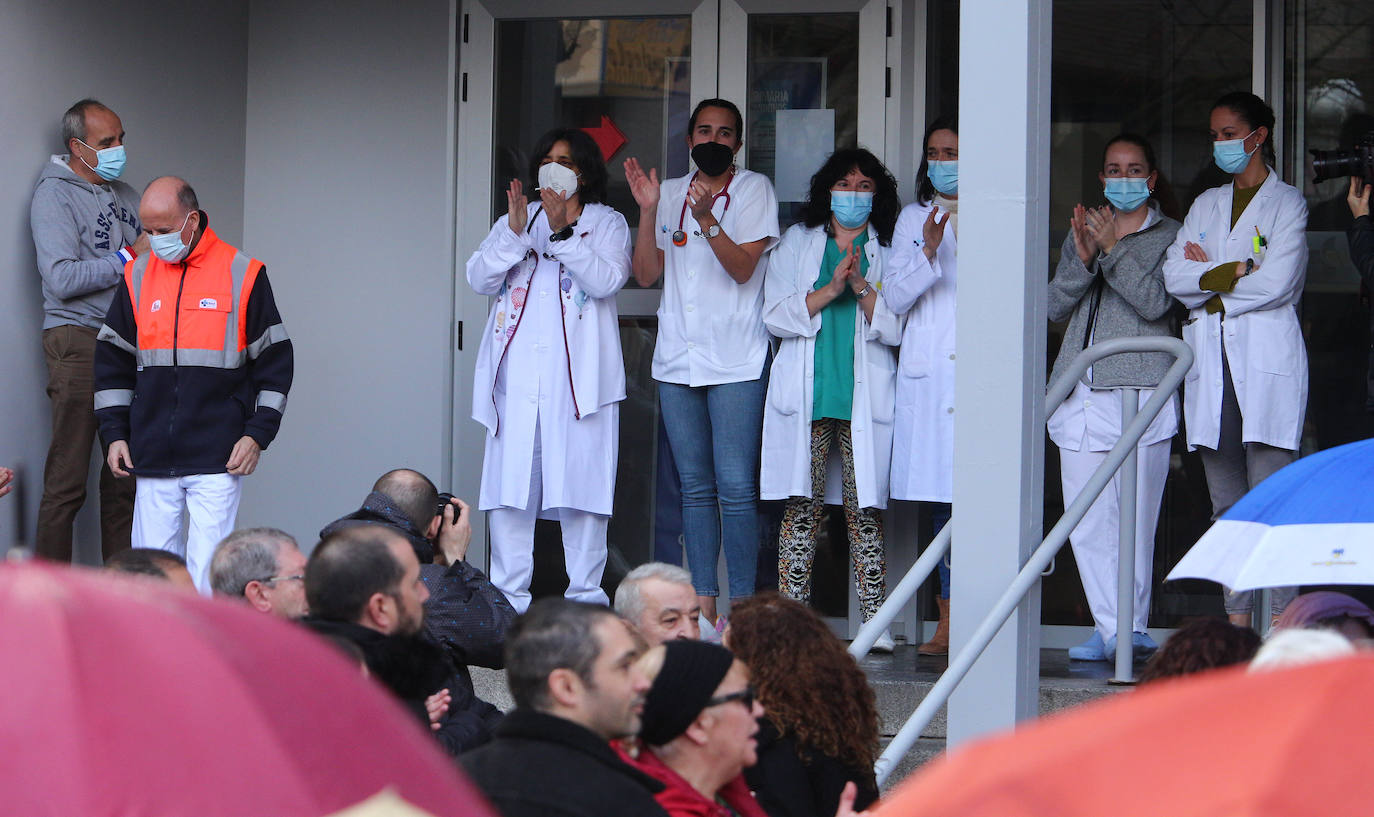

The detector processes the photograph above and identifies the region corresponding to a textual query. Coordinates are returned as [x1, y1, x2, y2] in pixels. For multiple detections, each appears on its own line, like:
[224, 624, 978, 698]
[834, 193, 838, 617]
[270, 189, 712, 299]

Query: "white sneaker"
[871, 630, 896, 654]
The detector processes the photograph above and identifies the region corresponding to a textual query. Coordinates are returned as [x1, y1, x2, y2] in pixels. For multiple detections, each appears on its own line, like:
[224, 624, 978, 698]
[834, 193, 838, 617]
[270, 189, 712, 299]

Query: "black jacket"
[1350, 215, 1374, 409]
[320, 491, 517, 668]
[744, 719, 878, 817]
[460, 710, 668, 817]
[304, 618, 501, 756]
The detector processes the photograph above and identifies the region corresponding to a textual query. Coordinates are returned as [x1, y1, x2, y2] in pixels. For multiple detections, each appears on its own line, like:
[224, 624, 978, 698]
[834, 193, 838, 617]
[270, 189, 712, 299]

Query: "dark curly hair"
[726, 594, 879, 770]
[526, 127, 609, 206]
[1137, 618, 1261, 686]
[799, 147, 901, 247]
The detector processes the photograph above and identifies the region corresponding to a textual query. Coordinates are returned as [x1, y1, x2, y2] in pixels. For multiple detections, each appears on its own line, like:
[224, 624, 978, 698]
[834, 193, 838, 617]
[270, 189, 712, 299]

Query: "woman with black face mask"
[623, 99, 782, 631]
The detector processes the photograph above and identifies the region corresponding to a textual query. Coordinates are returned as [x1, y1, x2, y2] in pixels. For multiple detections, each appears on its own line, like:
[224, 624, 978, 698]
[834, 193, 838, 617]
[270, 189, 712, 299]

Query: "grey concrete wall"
[240, 0, 458, 546]
[0, 0, 248, 557]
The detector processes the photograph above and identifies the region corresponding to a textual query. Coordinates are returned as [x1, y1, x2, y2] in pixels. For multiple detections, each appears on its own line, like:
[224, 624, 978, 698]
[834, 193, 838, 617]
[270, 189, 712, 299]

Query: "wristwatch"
[856, 284, 872, 299]
[702, 223, 721, 239]
[550, 224, 575, 242]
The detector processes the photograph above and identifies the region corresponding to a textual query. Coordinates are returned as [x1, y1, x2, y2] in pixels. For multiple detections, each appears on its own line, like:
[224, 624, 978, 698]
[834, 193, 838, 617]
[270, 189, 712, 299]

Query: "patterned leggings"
[778, 418, 887, 620]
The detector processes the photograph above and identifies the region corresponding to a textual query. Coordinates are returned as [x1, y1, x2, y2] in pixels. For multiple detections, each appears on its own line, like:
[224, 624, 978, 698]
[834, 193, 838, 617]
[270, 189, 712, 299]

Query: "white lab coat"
[885, 201, 957, 502]
[467, 201, 631, 513]
[760, 223, 901, 510]
[1162, 168, 1309, 452]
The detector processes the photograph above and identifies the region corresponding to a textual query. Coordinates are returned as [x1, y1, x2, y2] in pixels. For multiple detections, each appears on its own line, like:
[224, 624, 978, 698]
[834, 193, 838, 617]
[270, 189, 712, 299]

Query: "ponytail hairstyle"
[1210, 91, 1277, 167]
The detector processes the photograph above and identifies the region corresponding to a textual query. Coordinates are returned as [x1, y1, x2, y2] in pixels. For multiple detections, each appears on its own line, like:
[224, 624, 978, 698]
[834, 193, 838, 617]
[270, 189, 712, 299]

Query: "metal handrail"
[859, 336, 1193, 785]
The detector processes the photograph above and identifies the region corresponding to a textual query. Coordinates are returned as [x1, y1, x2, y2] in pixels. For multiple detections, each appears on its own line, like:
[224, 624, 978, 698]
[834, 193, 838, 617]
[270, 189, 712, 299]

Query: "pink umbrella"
[0, 561, 497, 817]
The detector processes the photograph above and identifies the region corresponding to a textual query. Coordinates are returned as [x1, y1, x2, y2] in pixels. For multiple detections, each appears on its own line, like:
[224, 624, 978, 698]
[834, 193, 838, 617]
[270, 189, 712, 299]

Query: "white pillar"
[947, 0, 1051, 747]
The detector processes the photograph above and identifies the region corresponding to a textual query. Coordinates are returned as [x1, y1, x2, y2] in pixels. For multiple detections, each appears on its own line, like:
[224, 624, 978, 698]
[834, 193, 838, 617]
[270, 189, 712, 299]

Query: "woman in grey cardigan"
[1048, 133, 1181, 663]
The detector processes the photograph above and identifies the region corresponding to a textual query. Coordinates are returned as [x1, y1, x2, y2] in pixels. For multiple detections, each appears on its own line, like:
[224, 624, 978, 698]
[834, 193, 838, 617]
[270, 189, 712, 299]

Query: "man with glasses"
[209, 527, 308, 618]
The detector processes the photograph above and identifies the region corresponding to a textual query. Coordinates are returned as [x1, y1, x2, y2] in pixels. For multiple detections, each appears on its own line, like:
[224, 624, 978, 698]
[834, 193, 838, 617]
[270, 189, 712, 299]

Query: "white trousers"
[488, 430, 609, 613]
[1058, 438, 1171, 641]
[133, 473, 241, 595]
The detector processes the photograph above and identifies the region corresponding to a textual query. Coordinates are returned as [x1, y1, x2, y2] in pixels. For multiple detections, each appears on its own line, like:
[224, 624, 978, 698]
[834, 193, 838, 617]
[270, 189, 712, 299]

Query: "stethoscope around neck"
[672, 170, 735, 247]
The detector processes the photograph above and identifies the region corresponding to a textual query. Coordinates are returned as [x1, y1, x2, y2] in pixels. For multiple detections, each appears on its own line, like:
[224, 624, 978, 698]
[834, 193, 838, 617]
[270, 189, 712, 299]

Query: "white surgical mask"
[149, 211, 194, 263]
[537, 162, 579, 200]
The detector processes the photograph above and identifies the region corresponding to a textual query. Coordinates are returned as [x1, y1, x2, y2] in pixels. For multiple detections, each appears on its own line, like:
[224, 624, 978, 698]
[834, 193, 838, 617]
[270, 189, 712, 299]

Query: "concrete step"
[864, 645, 1130, 789]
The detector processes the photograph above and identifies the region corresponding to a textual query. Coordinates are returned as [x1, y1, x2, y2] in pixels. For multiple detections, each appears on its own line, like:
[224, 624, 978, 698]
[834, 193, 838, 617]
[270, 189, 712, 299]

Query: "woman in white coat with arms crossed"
[761, 147, 902, 651]
[1163, 92, 1308, 626]
[467, 127, 631, 613]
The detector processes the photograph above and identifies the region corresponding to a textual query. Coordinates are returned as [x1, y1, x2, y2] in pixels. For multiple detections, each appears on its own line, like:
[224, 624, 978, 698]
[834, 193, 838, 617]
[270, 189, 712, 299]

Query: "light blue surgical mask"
[1212, 131, 1256, 174]
[149, 211, 194, 263]
[1103, 177, 1151, 213]
[76, 139, 126, 181]
[831, 191, 874, 229]
[927, 160, 958, 195]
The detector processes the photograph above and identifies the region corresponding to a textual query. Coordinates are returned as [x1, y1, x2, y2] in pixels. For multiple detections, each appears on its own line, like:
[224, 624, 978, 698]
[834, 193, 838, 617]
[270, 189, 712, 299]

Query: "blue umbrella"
[1167, 438, 1374, 591]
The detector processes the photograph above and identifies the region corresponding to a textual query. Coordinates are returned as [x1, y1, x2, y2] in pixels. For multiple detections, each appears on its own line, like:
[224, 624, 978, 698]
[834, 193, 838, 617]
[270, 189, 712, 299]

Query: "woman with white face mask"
[623, 99, 781, 630]
[760, 148, 902, 651]
[1048, 134, 1182, 662]
[884, 117, 958, 656]
[467, 127, 631, 613]
[1163, 92, 1308, 627]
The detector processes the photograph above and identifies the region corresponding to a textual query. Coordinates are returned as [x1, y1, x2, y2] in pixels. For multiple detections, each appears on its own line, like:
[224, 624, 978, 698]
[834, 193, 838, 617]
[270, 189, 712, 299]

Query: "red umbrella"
[0, 561, 496, 817]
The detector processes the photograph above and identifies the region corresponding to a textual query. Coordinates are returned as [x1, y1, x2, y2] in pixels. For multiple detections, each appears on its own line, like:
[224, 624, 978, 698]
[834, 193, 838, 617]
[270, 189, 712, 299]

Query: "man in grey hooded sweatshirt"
[30, 99, 146, 563]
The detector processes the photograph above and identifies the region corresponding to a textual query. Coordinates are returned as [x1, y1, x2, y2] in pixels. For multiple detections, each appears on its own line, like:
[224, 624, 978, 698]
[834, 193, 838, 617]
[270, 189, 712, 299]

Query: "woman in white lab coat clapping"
[1163, 92, 1308, 625]
[467, 127, 631, 613]
[885, 117, 959, 655]
[761, 147, 902, 651]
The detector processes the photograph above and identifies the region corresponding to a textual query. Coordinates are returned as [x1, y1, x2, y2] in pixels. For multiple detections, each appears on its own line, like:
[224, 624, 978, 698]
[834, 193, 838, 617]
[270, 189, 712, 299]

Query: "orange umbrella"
[877, 654, 1374, 817]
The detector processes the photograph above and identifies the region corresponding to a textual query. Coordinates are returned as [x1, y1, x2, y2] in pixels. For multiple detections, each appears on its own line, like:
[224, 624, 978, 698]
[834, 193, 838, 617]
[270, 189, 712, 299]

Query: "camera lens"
[1310, 148, 1363, 184]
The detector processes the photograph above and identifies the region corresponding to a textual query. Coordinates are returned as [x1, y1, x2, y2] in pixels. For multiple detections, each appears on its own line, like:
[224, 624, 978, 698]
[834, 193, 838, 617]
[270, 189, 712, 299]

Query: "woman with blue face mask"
[1163, 92, 1308, 627]
[1047, 134, 1182, 663]
[884, 117, 958, 656]
[760, 148, 902, 651]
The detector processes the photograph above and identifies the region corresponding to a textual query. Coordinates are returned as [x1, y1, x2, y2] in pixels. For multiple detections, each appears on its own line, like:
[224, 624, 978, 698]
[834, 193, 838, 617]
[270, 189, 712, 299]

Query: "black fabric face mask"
[691, 141, 735, 177]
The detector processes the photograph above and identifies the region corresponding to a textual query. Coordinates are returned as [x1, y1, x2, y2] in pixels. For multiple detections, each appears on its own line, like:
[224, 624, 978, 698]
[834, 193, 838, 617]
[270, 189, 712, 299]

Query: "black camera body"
[1311, 131, 1374, 184]
[436, 492, 456, 522]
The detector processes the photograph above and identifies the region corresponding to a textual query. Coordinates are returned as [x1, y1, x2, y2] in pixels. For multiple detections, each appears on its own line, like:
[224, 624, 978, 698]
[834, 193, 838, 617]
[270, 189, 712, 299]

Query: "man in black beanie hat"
[616, 639, 773, 817]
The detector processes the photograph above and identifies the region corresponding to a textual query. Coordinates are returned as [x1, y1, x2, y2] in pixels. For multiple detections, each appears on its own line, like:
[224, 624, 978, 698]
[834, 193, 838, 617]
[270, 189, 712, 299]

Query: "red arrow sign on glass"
[583, 115, 628, 162]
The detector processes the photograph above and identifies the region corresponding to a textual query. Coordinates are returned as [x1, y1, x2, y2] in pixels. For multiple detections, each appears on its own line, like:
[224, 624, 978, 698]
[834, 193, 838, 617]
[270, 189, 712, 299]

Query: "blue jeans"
[929, 502, 952, 599]
[658, 376, 766, 599]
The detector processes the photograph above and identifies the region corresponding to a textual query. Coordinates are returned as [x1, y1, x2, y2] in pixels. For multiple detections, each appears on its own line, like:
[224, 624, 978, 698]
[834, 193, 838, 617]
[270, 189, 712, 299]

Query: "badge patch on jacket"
[150, 299, 162, 312]
[199, 298, 218, 309]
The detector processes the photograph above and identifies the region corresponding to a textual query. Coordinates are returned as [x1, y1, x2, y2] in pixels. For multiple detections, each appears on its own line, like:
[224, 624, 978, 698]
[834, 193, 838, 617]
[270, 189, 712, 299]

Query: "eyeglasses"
[259, 574, 304, 585]
[705, 686, 756, 710]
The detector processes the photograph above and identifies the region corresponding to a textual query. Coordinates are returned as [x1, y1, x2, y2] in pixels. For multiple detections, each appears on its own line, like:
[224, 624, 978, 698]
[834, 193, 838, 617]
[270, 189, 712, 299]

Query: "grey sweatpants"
[1197, 342, 1297, 616]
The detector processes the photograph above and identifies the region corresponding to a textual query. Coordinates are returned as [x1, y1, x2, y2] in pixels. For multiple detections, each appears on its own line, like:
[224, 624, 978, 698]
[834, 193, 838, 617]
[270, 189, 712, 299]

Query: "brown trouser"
[36, 324, 134, 562]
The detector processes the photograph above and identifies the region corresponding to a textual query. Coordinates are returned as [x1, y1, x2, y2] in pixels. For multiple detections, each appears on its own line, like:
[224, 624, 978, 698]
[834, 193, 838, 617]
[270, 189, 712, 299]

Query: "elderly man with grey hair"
[209, 527, 308, 618]
[614, 562, 701, 645]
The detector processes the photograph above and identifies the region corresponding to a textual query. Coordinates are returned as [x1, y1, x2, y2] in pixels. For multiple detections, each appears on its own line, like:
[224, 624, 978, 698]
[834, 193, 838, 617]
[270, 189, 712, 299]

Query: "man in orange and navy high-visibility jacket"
[95, 176, 292, 592]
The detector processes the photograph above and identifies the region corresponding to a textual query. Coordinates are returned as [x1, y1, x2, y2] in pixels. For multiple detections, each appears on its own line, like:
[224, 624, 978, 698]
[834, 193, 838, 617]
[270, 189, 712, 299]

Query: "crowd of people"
[11, 85, 1374, 814]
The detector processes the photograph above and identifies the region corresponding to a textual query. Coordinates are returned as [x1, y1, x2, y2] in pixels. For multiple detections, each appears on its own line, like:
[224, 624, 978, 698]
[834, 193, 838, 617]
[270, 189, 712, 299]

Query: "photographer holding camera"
[321, 468, 517, 670]
[1348, 177, 1374, 410]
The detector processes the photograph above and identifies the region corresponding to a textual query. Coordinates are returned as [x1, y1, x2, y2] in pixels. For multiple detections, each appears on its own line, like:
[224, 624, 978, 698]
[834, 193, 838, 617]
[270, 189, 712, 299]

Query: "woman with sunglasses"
[759, 147, 902, 652]
[467, 127, 631, 613]
[1163, 92, 1308, 626]
[619, 638, 869, 817]
[623, 99, 782, 629]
